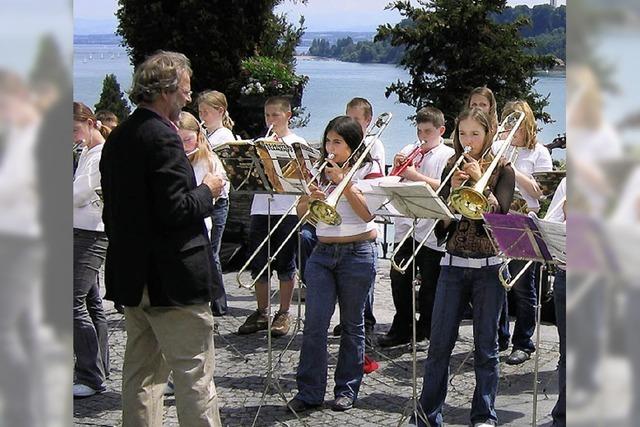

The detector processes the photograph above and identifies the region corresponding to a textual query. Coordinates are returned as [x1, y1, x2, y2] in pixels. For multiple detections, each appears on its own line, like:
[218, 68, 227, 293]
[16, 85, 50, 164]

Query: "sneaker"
[73, 383, 103, 399]
[164, 381, 175, 396]
[271, 311, 291, 337]
[238, 309, 268, 334]
[473, 422, 496, 427]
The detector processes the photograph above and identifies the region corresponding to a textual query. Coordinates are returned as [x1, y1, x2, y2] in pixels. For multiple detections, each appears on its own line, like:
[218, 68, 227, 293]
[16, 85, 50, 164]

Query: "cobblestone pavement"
[75, 259, 560, 426]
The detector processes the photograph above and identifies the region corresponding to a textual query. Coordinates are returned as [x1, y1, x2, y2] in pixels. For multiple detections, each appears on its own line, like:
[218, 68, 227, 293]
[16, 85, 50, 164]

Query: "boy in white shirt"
[238, 97, 307, 337]
[335, 97, 385, 341]
[379, 106, 455, 347]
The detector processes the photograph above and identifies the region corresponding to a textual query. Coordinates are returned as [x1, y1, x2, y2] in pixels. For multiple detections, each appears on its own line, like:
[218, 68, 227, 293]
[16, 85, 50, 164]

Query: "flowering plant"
[238, 56, 308, 97]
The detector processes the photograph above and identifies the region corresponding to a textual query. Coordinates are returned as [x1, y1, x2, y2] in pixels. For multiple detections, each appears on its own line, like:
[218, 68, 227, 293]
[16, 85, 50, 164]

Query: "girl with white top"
[288, 116, 382, 414]
[198, 90, 236, 149]
[176, 111, 230, 316]
[72, 102, 111, 398]
[494, 100, 553, 365]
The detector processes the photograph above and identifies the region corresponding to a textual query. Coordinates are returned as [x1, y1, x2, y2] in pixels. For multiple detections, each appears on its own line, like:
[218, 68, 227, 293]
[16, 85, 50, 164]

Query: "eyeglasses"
[178, 87, 192, 97]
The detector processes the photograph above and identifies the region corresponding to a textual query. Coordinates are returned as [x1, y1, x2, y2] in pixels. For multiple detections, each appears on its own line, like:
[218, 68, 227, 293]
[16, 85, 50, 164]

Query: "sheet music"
[213, 141, 273, 193]
[254, 139, 321, 195]
[362, 179, 454, 220]
[482, 213, 552, 262]
[359, 176, 402, 217]
[528, 212, 566, 264]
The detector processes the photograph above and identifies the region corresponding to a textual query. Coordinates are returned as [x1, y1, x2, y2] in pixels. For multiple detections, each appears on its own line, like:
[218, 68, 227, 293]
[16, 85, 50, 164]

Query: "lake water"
[74, 44, 566, 161]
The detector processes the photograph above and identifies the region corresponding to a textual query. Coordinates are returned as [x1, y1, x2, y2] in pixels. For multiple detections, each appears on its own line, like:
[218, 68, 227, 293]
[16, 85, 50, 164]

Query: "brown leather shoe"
[271, 311, 291, 337]
[238, 309, 268, 334]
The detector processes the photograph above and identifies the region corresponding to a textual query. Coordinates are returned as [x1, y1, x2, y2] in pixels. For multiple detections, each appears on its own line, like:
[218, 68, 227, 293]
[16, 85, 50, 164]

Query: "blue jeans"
[416, 265, 503, 427]
[498, 260, 537, 352]
[295, 240, 377, 404]
[210, 198, 229, 315]
[552, 270, 565, 427]
[73, 229, 109, 390]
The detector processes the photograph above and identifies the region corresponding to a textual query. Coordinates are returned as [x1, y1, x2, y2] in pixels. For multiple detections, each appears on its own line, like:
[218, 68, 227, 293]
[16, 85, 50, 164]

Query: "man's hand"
[203, 173, 224, 198]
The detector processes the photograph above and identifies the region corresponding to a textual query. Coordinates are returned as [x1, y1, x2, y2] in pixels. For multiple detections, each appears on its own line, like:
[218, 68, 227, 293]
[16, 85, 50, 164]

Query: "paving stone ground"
[74, 258, 560, 426]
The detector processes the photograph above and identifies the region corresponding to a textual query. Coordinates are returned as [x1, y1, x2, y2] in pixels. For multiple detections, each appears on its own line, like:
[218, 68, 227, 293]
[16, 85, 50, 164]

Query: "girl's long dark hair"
[320, 115, 372, 167]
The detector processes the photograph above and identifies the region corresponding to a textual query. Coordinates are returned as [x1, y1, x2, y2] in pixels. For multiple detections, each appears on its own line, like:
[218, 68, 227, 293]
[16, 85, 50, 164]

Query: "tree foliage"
[308, 35, 405, 64]
[94, 74, 131, 122]
[29, 34, 71, 91]
[376, 0, 556, 130]
[116, 0, 305, 96]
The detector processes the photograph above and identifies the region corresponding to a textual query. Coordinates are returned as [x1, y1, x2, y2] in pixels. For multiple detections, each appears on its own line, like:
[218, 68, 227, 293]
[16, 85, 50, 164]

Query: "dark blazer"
[100, 108, 217, 306]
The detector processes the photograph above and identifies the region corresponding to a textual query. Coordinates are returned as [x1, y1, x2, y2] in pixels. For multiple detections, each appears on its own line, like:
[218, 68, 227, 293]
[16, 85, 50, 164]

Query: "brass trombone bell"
[449, 111, 525, 220]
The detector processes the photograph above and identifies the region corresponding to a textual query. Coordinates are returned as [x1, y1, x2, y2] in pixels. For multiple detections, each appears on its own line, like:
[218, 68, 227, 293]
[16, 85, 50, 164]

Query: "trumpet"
[449, 111, 525, 220]
[389, 144, 426, 177]
[498, 193, 567, 291]
[236, 113, 392, 289]
[390, 146, 471, 274]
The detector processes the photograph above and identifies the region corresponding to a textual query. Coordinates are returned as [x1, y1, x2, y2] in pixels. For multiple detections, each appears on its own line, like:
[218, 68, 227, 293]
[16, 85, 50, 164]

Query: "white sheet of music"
[362, 179, 454, 221]
[528, 212, 566, 264]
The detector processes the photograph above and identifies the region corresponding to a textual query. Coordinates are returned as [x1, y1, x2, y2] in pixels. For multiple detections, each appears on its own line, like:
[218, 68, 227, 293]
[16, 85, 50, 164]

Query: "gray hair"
[128, 51, 192, 105]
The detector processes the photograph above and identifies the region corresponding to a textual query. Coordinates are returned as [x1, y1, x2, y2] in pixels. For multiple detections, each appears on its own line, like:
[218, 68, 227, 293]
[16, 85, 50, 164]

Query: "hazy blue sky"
[74, 0, 566, 33]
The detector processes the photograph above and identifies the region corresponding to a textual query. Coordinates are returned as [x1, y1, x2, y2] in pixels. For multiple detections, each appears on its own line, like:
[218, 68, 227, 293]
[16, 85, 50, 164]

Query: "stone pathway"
[74, 258, 560, 426]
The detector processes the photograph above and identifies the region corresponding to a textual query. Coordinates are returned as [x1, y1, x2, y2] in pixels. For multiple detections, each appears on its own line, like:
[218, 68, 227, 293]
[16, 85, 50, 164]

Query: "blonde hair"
[452, 107, 495, 159]
[197, 90, 234, 130]
[73, 101, 111, 139]
[177, 111, 215, 171]
[465, 87, 498, 132]
[501, 100, 537, 150]
[129, 50, 192, 105]
[346, 97, 373, 120]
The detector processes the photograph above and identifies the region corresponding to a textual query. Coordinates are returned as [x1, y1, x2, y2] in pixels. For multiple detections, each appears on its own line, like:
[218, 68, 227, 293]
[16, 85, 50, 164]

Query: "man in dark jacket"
[100, 50, 224, 427]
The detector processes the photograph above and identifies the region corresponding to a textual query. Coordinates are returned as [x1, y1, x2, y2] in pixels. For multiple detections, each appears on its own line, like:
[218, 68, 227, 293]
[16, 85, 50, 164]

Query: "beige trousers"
[121, 289, 221, 427]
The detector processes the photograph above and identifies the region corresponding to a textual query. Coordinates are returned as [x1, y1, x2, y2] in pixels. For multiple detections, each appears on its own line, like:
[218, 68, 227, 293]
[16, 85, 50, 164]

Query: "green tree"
[29, 34, 71, 91]
[116, 0, 306, 136]
[116, 0, 304, 95]
[376, 0, 556, 130]
[94, 74, 131, 122]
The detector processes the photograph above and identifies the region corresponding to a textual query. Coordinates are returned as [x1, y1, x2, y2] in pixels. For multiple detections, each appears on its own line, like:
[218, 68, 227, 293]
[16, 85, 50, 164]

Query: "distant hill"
[308, 4, 566, 64]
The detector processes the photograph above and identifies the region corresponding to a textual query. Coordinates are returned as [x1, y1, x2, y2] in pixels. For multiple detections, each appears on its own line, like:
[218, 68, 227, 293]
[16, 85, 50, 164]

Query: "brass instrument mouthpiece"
[327, 153, 336, 160]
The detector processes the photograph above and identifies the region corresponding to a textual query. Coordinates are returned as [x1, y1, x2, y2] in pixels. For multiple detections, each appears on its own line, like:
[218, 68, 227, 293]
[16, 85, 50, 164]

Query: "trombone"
[236, 112, 393, 289]
[449, 111, 525, 220]
[308, 112, 392, 226]
[390, 146, 470, 274]
[498, 193, 566, 291]
[390, 111, 524, 274]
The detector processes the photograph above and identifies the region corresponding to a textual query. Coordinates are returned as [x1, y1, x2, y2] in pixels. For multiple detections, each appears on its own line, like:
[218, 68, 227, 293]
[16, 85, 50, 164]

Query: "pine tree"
[94, 74, 131, 122]
[29, 34, 71, 91]
[376, 0, 557, 130]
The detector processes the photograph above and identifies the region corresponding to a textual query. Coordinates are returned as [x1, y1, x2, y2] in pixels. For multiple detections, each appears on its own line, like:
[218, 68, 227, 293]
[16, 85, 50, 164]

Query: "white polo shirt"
[393, 139, 455, 251]
[492, 140, 552, 210]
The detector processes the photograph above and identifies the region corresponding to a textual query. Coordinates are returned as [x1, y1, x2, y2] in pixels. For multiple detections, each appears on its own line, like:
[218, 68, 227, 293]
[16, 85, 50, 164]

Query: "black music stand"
[483, 212, 565, 427]
[215, 139, 318, 426]
[366, 180, 455, 427]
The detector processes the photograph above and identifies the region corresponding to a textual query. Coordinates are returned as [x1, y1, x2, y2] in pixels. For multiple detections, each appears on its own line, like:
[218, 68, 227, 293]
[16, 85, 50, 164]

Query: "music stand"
[483, 212, 565, 427]
[216, 139, 318, 426]
[364, 180, 454, 427]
